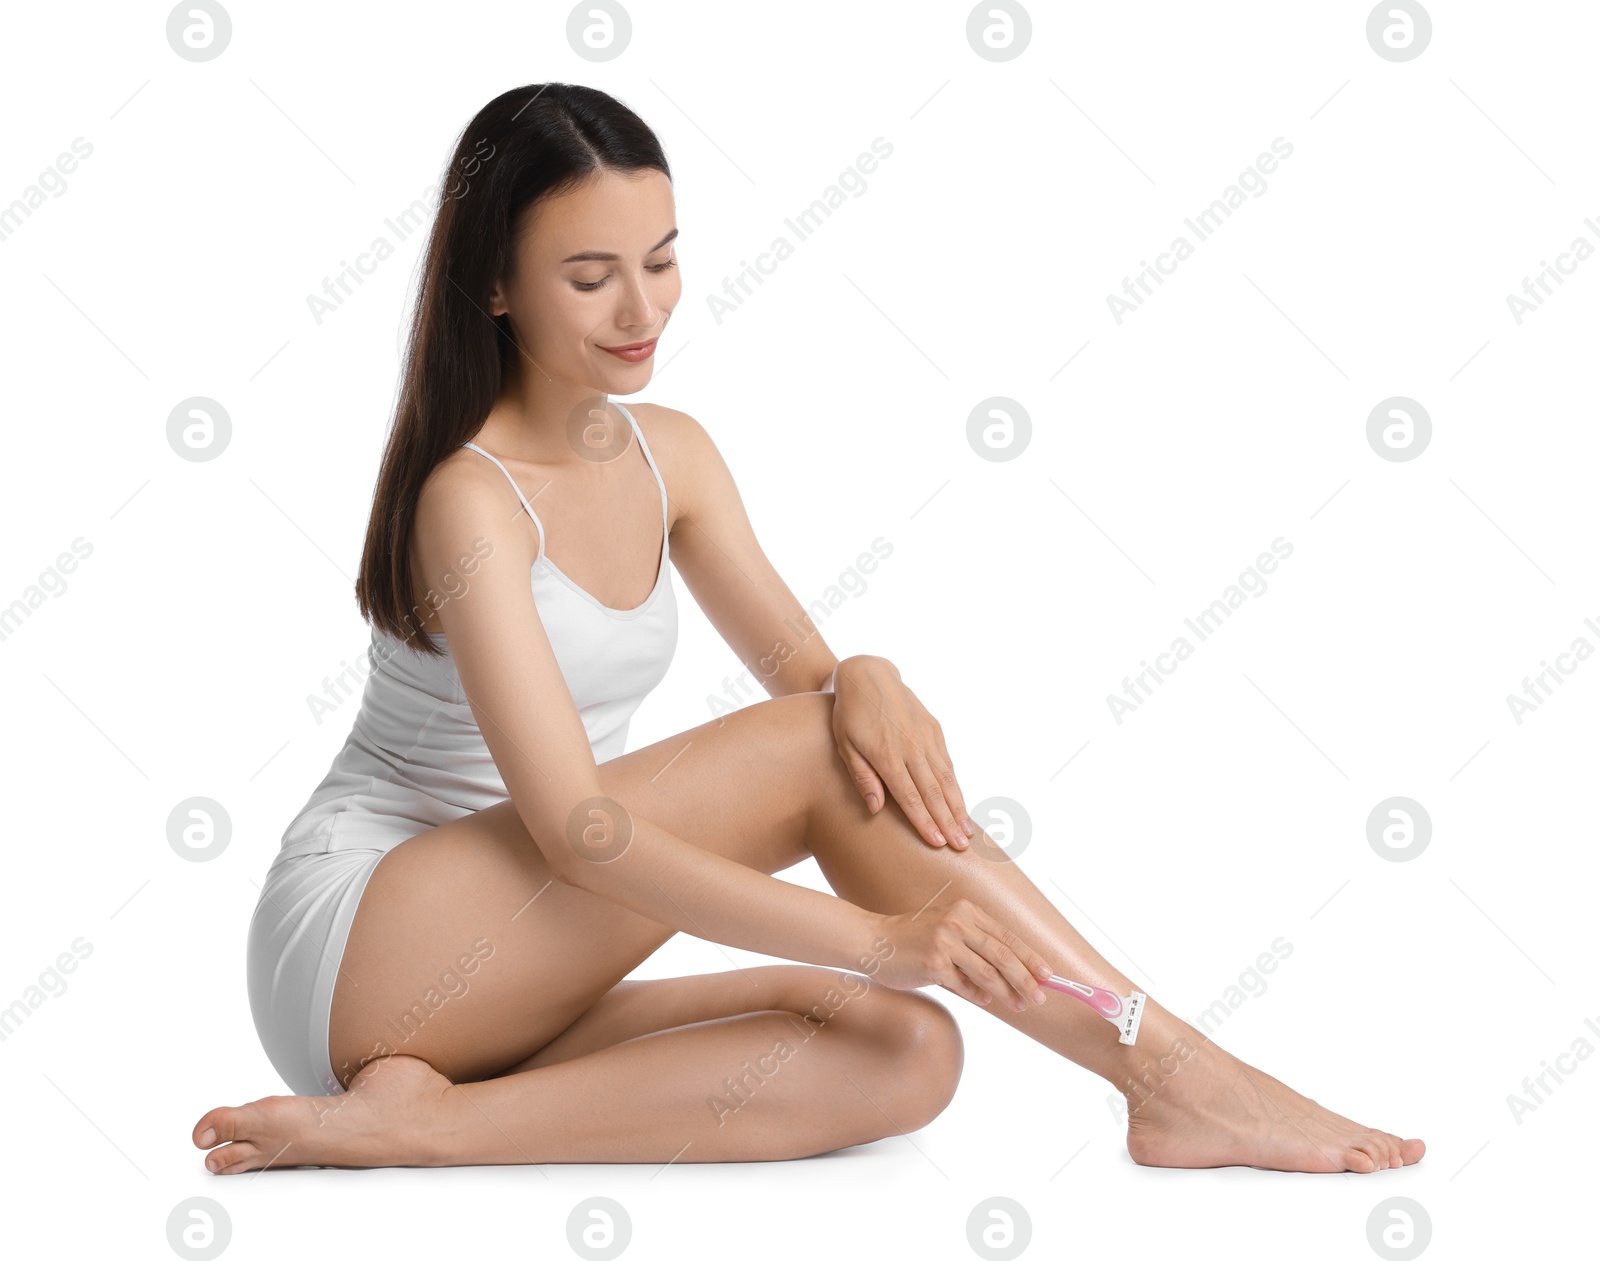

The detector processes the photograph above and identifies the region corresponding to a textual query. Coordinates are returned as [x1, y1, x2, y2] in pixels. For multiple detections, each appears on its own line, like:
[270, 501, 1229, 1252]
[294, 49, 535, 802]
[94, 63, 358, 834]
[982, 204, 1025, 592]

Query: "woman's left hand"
[828, 656, 976, 850]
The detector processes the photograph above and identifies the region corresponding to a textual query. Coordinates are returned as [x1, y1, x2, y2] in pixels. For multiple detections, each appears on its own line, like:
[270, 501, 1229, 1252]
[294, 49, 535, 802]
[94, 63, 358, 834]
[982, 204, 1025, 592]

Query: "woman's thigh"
[328, 691, 846, 1088]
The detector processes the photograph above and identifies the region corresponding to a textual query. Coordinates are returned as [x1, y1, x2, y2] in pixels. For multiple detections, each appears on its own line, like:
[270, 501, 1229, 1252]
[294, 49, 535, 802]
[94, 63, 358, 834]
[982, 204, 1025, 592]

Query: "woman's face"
[489, 166, 680, 394]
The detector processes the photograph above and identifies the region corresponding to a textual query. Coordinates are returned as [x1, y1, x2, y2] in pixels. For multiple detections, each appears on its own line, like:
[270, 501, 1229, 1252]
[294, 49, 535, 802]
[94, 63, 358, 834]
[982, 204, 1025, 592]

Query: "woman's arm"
[417, 451, 885, 973]
[644, 404, 845, 699]
[642, 405, 974, 849]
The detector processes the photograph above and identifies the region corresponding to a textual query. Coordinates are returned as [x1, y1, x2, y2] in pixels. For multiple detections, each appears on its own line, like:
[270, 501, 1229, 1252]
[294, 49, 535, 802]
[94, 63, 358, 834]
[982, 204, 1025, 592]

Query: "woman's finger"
[969, 913, 1051, 1005]
[879, 755, 948, 848]
[929, 728, 975, 838]
[938, 973, 991, 1008]
[952, 941, 1025, 1011]
[907, 748, 967, 850]
[836, 737, 886, 813]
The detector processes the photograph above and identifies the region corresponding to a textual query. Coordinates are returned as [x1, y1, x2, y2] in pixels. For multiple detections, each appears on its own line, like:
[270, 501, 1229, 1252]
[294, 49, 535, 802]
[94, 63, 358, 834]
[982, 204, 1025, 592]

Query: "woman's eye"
[573, 257, 677, 292]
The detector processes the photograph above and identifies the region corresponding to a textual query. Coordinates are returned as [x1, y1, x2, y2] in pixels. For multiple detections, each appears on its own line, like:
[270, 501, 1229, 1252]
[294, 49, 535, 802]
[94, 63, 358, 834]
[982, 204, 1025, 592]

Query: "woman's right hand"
[870, 900, 1054, 1012]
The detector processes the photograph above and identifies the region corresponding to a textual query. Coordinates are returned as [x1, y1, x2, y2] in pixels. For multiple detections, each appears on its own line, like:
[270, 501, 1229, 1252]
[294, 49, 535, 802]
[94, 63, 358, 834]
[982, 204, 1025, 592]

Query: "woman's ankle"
[1094, 1006, 1225, 1111]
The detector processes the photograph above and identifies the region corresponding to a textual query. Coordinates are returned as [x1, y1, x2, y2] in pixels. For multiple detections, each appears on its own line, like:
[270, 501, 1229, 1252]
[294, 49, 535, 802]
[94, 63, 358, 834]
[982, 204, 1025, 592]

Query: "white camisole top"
[273, 400, 678, 861]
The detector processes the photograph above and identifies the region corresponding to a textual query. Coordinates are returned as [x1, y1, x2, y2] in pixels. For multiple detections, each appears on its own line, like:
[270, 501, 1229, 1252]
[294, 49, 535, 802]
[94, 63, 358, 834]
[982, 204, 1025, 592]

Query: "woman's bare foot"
[191, 1055, 453, 1174]
[1118, 1014, 1425, 1173]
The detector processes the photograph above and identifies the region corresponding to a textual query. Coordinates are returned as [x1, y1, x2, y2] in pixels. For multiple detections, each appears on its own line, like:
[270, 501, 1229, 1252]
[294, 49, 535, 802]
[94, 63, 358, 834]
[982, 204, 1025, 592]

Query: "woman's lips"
[600, 338, 657, 362]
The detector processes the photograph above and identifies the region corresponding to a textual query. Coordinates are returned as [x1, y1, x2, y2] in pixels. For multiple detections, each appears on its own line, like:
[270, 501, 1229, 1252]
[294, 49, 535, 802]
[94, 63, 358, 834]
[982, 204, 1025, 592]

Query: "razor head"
[1114, 991, 1146, 1045]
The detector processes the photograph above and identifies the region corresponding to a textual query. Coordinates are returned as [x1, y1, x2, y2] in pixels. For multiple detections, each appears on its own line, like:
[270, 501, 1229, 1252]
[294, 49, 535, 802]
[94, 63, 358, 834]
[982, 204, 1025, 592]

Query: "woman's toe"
[206, 1140, 258, 1174]
[194, 1105, 245, 1150]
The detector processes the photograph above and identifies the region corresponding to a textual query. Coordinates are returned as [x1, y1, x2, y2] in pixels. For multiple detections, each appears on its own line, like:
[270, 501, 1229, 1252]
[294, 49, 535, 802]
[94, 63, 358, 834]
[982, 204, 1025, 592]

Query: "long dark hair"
[354, 82, 671, 657]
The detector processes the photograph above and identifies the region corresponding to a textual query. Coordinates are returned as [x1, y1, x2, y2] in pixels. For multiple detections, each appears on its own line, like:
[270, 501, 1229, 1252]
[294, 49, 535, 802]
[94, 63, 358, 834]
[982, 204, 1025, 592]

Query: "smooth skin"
[194, 168, 1424, 1174]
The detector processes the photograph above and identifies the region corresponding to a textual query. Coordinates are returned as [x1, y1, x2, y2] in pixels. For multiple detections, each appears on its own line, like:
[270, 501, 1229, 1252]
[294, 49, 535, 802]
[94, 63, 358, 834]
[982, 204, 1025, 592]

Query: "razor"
[1040, 975, 1146, 1045]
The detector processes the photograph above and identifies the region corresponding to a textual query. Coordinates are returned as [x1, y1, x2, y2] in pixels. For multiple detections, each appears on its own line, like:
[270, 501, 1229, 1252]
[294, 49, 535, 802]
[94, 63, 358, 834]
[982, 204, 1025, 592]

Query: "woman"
[193, 83, 1424, 1175]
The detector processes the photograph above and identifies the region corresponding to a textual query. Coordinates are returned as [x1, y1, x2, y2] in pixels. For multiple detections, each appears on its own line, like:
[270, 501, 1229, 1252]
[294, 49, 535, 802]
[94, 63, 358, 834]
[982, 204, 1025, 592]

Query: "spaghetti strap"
[613, 401, 670, 542]
[461, 440, 547, 557]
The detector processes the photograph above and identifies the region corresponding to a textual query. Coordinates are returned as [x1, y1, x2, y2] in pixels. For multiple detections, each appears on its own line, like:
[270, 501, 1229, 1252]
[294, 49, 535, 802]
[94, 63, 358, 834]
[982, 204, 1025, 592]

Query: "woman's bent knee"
[901, 991, 965, 1109]
[857, 987, 964, 1125]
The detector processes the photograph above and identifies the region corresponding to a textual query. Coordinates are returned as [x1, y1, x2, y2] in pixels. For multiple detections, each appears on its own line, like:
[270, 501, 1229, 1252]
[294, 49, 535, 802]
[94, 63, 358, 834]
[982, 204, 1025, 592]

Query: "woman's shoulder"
[627, 399, 696, 445]
[414, 439, 537, 555]
[421, 440, 510, 511]
[627, 399, 718, 475]
[627, 400, 753, 541]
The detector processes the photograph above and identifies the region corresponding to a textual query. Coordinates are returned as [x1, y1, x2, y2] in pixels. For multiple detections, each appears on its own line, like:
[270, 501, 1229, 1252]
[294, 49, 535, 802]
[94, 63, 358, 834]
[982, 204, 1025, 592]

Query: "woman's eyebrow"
[561, 227, 679, 264]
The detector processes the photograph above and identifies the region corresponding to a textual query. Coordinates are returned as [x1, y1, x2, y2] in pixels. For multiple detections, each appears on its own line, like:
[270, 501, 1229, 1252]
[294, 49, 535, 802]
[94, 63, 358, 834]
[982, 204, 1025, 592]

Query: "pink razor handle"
[1041, 974, 1146, 1045]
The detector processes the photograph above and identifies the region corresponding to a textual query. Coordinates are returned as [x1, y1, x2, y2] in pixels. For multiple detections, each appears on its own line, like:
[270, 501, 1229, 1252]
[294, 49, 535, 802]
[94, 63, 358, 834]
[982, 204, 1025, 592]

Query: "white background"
[1, 1, 1594, 1258]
